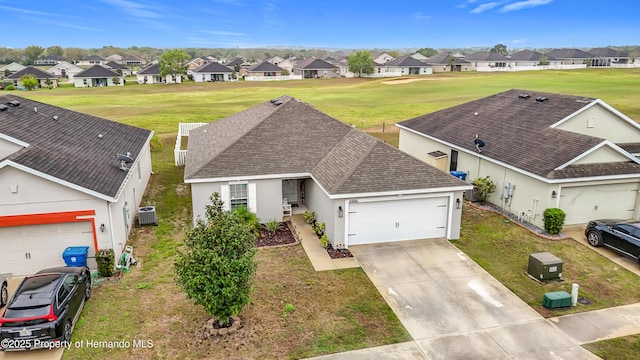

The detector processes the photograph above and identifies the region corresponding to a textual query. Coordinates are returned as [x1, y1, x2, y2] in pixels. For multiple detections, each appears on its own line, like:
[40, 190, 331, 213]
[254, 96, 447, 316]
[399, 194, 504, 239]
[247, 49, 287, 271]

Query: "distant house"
[6, 66, 57, 88]
[77, 55, 107, 66]
[136, 64, 182, 84]
[269, 58, 294, 74]
[464, 51, 512, 70]
[105, 54, 123, 63]
[384, 55, 433, 75]
[187, 57, 207, 73]
[427, 51, 472, 72]
[34, 55, 65, 66]
[191, 62, 233, 82]
[266, 56, 285, 66]
[246, 61, 284, 77]
[372, 52, 395, 64]
[589, 48, 632, 66]
[0, 62, 26, 78]
[545, 48, 592, 65]
[74, 65, 123, 87]
[224, 56, 246, 69]
[47, 61, 84, 81]
[121, 54, 145, 67]
[292, 58, 338, 78]
[508, 50, 561, 67]
[105, 61, 133, 76]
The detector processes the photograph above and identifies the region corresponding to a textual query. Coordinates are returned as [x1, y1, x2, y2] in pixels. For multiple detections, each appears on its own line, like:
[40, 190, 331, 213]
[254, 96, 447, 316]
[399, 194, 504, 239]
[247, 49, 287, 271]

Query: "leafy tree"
[175, 193, 257, 326]
[471, 176, 496, 203]
[347, 50, 374, 77]
[20, 74, 38, 90]
[416, 47, 438, 57]
[490, 43, 508, 56]
[23, 45, 44, 65]
[46, 46, 64, 57]
[538, 54, 549, 65]
[159, 49, 190, 80]
[64, 47, 87, 64]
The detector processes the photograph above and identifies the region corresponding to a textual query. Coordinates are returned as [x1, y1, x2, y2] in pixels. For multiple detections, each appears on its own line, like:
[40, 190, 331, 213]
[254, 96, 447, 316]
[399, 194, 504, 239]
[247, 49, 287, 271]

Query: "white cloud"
[413, 12, 431, 20]
[470, 2, 501, 13]
[500, 0, 553, 12]
[101, 0, 160, 19]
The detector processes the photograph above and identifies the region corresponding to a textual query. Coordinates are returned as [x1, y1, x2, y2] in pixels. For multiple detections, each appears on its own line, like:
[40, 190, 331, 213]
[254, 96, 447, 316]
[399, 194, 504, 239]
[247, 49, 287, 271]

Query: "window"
[229, 183, 248, 209]
[450, 150, 458, 172]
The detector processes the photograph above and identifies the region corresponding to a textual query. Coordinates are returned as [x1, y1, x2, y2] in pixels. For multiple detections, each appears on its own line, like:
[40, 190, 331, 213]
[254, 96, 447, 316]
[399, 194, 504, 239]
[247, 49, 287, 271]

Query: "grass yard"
[13, 69, 640, 358]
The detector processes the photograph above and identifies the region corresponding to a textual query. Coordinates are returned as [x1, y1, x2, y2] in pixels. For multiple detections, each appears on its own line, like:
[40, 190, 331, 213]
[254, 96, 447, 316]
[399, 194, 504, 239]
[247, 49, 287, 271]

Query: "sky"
[0, 0, 638, 50]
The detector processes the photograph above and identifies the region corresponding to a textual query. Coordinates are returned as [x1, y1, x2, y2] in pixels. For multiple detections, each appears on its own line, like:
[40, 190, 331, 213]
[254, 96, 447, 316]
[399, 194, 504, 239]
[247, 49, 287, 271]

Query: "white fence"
[477, 64, 587, 72]
[174, 122, 207, 166]
[244, 75, 302, 81]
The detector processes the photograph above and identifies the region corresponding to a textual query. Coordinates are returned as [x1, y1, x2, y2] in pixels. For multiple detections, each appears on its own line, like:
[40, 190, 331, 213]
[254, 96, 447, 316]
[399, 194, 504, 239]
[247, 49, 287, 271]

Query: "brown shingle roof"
[398, 89, 611, 179]
[185, 97, 467, 195]
[0, 95, 152, 199]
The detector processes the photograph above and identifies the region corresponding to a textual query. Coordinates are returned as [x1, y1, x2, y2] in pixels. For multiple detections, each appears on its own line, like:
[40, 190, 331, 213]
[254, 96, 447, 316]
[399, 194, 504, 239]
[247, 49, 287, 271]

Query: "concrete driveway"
[0, 277, 63, 360]
[345, 239, 599, 360]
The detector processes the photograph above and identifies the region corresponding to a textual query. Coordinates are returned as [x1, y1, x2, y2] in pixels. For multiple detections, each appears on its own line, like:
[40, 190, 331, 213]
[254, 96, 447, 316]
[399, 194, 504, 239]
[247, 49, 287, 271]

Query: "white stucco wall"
[555, 104, 640, 142]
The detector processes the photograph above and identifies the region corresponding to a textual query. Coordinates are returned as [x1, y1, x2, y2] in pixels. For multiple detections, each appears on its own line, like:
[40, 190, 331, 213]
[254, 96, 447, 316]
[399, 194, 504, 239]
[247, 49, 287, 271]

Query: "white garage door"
[347, 197, 449, 246]
[559, 183, 638, 225]
[0, 222, 95, 276]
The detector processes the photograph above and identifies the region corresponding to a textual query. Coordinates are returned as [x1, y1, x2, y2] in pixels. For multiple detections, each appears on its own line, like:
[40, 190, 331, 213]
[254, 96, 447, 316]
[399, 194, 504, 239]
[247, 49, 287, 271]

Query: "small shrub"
[282, 303, 295, 317]
[303, 211, 316, 224]
[5, 84, 16, 91]
[543, 208, 566, 234]
[471, 176, 497, 203]
[313, 222, 325, 237]
[319, 234, 329, 249]
[95, 249, 115, 277]
[265, 220, 283, 238]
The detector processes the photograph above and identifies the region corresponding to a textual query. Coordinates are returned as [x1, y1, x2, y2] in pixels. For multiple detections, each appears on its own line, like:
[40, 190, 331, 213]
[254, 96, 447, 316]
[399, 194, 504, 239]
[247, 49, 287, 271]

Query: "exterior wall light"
[456, 198, 461, 209]
[552, 191, 557, 199]
[338, 206, 344, 218]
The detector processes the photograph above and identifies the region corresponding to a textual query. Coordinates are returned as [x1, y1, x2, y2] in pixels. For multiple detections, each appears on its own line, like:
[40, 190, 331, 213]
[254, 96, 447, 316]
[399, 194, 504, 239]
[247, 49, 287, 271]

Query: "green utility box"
[543, 291, 572, 309]
[528, 252, 563, 281]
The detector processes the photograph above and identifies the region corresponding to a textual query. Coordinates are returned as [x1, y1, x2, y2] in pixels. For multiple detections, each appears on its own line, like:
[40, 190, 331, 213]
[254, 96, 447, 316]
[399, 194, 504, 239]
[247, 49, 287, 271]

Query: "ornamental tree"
[158, 49, 190, 81]
[174, 193, 257, 326]
[20, 74, 38, 90]
[347, 50, 374, 77]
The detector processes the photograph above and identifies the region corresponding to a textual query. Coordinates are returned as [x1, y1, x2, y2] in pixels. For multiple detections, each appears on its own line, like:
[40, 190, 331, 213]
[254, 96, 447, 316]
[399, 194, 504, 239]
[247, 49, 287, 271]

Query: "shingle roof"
[588, 48, 629, 58]
[105, 61, 129, 70]
[74, 65, 121, 78]
[137, 64, 161, 75]
[397, 89, 635, 179]
[508, 50, 556, 61]
[185, 96, 467, 195]
[464, 51, 510, 61]
[192, 62, 233, 73]
[247, 61, 283, 72]
[0, 95, 152, 199]
[294, 58, 337, 70]
[6, 66, 54, 80]
[545, 48, 593, 59]
[384, 55, 429, 67]
[426, 52, 470, 65]
[82, 55, 105, 61]
[225, 57, 245, 67]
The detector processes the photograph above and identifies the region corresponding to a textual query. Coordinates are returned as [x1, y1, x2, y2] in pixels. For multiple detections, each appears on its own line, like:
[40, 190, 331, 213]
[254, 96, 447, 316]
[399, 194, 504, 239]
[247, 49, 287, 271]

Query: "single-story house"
[545, 48, 592, 65]
[292, 58, 339, 78]
[77, 55, 107, 66]
[245, 61, 284, 77]
[269, 58, 294, 74]
[187, 57, 207, 73]
[0, 95, 154, 275]
[121, 54, 145, 67]
[372, 52, 395, 64]
[588, 48, 631, 66]
[47, 61, 84, 81]
[34, 55, 65, 66]
[0, 62, 26, 78]
[507, 50, 561, 67]
[6, 66, 58, 88]
[191, 62, 233, 82]
[136, 64, 182, 84]
[105, 54, 123, 63]
[184, 96, 471, 249]
[105, 61, 133, 76]
[427, 52, 472, 72]
[74, 65, 124, 87]
[464, 51, 512, 70]
[384, 55, 433, 75]
[397, 89, 640, 229]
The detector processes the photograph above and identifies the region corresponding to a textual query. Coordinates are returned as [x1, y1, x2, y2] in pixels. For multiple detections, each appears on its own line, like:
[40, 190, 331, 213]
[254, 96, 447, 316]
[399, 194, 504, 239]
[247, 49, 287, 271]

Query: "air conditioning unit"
[138, 206, 158, 226]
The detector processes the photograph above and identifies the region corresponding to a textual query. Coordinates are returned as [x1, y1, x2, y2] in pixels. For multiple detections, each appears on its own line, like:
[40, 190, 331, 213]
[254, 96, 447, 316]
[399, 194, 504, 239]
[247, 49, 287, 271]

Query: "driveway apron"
[348, 239, 600, 360]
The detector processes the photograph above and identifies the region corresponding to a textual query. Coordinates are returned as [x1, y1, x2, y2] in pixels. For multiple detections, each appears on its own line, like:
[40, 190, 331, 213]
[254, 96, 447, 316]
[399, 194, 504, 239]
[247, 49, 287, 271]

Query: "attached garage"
[559, 183, 639, 224]
[346, 197, 449, 246]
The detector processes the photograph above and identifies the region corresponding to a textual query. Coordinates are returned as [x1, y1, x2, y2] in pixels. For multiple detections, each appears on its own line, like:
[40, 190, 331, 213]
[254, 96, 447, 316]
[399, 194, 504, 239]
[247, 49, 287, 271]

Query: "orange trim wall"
[0, 210, 99, 251]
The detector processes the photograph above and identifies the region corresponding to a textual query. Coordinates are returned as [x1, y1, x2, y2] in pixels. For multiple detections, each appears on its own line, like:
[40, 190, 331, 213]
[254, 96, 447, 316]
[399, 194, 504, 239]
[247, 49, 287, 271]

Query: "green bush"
[319, 234, 329, 249]
[313, 222, 325, 237]
[543, 208, 566, 234]
[303, 211, 315, 224]
[471, 176, 497, 203]
[4, 84, 15, 91]
[95, 249, 115, 277]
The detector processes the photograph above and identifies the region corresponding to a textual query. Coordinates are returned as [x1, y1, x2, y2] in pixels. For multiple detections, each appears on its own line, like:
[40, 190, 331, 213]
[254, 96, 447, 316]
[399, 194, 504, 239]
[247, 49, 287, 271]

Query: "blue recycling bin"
[450, 171, 467, 181]
[62, 246, 89, 267]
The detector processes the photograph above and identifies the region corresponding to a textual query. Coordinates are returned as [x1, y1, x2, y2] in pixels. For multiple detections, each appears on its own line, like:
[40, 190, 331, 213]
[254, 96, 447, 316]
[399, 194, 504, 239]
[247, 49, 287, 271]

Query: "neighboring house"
[384, 55, 433, 75]
[0, 62, 26, 78]
[545, 48, 592, 65]
[0, 94, 153, 275]
[47, 61, 84, 81]
[34, 55, 65, 66]
[121, 54, 145, 67]
[105, 61, 133, 76]
[191, 62, 233, 82]
[588, 48, 632, 66]
[427, 51, 472, 72]
[372, 52, 395, 64]
[464, 51, 512, 70]
[77, 55, 107, 66]
[184, 96, 470, 248]
[292, 58, 339, 78]
[410, 53, 429, 61]
[266, 56, 285, 66]
[274, 58, 294, 74]
[105, 54, 123, 63]
[508, 50, 561, 67]
[245, 61, 284, 77]
[224, 56, 246, 69]
[136, 64, 182, 84]
[206, 55, 220, 62]
[73, 65, 124, 87]
[6, 67, 57, 88]
[187, 57, 207, 73]
[397, 89, 640, 229]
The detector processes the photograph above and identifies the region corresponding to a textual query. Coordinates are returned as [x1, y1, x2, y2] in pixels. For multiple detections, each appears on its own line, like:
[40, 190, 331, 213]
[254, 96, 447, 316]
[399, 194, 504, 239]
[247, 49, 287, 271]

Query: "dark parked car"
[585, 219, 640, 263]
[0, 266, 91, 351]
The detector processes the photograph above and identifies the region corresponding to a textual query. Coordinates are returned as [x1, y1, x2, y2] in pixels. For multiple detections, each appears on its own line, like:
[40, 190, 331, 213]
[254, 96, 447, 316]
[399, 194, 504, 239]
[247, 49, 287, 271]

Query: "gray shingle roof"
[185, 97, 467, 195]
[193, 62, 233, 73]
[588, 48, 629, 58]
[508, 50, 556, 61]
[105, 61, 129, 70]
[82, 55, 105, 61]
[7, 66, 54, 80]
[545, 48, 593, 59]
[75, 65, 121, 78]
[247, 61, 283, 72]
[464, 51, 510, 61]
[384, 55, 429, 67]
[137, 64, 160, 75]
[0, 95, 152, 199]
[426, 52, 470, 65]
[294, 58, 337, 70]
[398, 89, 630, 179]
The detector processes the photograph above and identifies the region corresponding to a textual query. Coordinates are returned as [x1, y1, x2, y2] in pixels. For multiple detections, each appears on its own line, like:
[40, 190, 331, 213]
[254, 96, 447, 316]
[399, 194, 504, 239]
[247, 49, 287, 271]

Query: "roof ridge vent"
[535, 97, 548, 102]
[518, 94, 530, 99]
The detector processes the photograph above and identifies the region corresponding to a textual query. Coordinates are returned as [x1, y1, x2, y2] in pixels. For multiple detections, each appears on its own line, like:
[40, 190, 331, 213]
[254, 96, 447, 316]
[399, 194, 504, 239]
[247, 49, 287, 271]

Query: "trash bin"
[450, 171, 467, 181]
[62, 246, 89, 267]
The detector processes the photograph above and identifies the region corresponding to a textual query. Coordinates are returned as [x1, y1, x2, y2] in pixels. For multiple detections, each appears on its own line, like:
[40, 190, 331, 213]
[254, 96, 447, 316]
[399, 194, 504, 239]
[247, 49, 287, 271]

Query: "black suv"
[585, 219, 640, 264]
[0, 266, 91, 351]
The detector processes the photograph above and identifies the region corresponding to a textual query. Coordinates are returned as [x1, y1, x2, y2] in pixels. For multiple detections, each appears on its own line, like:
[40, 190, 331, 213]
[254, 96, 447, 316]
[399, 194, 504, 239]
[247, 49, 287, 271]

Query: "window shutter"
[220, 185, 230, 211]
[248, 183, 257, 213]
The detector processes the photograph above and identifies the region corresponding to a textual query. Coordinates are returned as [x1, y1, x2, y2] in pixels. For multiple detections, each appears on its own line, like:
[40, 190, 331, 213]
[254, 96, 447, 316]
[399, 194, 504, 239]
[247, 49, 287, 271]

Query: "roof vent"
[53, 115, 59, 121]
[0, 104, 7, 111]
[273, 100, 283, 106]
[474, 134, 485, 153]
[9, 100, 20, 107]
[536, 97, 548, 102]
[518, 94, 530, 99]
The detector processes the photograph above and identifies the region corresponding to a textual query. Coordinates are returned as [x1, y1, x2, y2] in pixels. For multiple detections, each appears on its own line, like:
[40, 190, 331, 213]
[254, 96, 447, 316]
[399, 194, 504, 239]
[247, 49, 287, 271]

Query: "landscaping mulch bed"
[325, 245, 353, 259]
[255, 222, 297, 247]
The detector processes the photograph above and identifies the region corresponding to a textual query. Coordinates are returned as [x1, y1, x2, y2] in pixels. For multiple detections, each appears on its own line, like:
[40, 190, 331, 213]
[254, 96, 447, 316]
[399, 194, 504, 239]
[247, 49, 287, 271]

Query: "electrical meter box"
[527, 252, 563, 281]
